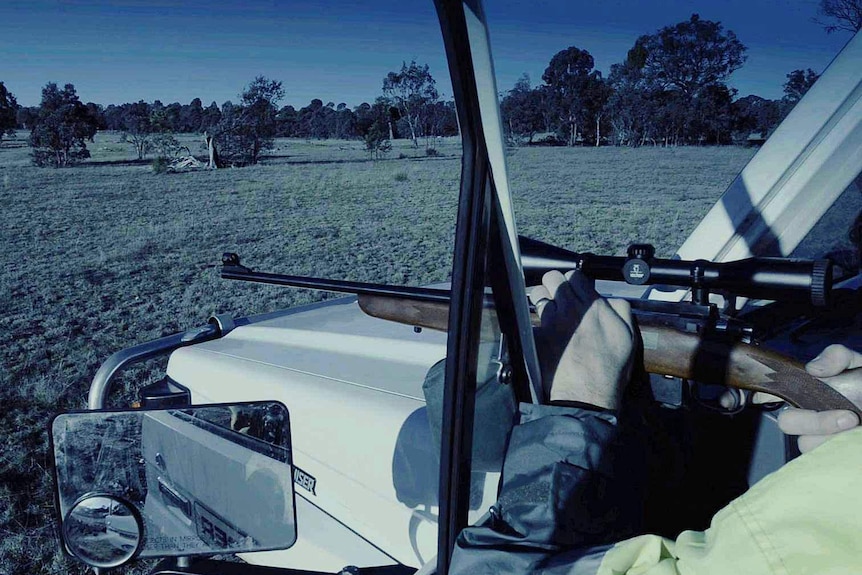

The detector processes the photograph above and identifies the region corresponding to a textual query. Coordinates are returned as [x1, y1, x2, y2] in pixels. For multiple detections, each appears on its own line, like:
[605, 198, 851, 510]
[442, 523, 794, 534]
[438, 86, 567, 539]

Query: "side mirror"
[51, 402, 297, 569]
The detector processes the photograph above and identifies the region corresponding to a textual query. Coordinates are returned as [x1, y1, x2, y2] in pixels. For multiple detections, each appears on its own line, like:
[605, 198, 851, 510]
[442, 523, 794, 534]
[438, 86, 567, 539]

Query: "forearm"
[494, 403, 642, 546]
[449, 402, 644, 573]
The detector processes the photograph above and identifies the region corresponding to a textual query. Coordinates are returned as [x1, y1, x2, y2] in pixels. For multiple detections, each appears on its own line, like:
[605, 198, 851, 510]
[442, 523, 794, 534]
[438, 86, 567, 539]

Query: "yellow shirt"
[599, 427, 862, 575]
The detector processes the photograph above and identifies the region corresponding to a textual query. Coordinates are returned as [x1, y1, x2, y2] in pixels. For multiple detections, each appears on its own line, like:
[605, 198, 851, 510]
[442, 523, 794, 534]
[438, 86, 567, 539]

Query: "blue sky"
[1, 0, 854, 108]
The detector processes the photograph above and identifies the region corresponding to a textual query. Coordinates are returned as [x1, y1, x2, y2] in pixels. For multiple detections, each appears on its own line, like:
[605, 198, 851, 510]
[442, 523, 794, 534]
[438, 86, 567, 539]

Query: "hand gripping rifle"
[221, 237, 860, 417]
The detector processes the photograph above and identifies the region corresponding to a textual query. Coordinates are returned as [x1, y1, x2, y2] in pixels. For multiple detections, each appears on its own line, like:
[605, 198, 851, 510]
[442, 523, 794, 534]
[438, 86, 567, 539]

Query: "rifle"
[221, 240, 860, 418]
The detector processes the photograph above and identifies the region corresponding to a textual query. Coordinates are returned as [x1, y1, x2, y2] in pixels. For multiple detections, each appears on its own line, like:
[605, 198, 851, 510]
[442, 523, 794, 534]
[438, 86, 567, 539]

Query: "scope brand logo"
[623, 258, 650, 284]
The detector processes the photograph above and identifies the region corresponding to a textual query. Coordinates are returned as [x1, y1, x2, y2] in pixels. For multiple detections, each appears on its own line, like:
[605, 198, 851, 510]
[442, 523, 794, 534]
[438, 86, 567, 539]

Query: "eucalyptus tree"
[542, 47, 603, 146]
[28, 83, 98, 167]
[0, 82, 18, 143]
[383, 60, 439, 148]
[501, 74, 545, 144]
[610, 14, 745, 146]
[783, 69, 820, 105]
[816, 0, 862, 33]
[211, 76, 284, 166]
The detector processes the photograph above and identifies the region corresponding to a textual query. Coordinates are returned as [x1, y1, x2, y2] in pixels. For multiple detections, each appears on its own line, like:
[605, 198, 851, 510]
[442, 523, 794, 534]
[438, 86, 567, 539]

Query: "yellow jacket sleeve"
[598, 426, 862, 575]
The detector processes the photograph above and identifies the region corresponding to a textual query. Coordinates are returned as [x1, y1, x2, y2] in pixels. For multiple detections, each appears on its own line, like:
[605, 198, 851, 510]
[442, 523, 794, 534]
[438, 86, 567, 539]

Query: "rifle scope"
[519, 236, 833, 307]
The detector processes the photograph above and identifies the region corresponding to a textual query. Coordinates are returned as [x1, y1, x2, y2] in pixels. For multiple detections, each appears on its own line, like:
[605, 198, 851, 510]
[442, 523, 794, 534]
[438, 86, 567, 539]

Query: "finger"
[529, 285, 551, 305]
[798, 434, 835, 454]
[806, 344, 862, 377]
[606, 297, 634, 336]
[752, 392, 782, 404]
[564, 268, 596, 291]
[541, 270, 568, 299]
[777, 408, 859, 436]
[564, 269, 600, 305]
[529, 285, 554, 320]
[542, 270, 581, 313]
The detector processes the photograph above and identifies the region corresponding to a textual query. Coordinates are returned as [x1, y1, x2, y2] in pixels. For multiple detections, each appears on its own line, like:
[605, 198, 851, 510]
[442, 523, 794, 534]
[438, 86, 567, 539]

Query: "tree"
[542, 47, 603, 146]
[151, 132, 182, 159]
[688, 84, 735, 144]
[606, 60, 651, 146]
[584, 76, 613, 146]
[816, 0, 862, 33]
[212, 76, 284, 166]
[103, 104, 125, 131]
[355, 98, 393, 159]
[122, 101, 154, 160]
[29, 82, 98, 167]
[16, 106, 38, 130]
[776, 68, 821, 124]
[731, 95, 781, 142]
[200, 101, 222, 132]
[276, 105, 298, 137]
[783, 69, 820, 104]
[364, 123, 392, 160]
[0, 82, 19, 143]
[609, 14, 746, 146]
[383, 61, 439, 148]
[85, 102, 106, 130]
[634, 14, 746, 98]
[296, 99, 330, 139]
[239, 75, 284, 162]
[332, 103, 358, 140]
[501, 74, 545, 144]
[425, 100, 459, 140]
[181, 98, 204, 133]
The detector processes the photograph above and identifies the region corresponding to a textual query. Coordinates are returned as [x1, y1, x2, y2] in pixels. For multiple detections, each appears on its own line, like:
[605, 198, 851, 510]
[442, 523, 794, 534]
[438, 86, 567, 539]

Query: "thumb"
[806, 344, 862, 378]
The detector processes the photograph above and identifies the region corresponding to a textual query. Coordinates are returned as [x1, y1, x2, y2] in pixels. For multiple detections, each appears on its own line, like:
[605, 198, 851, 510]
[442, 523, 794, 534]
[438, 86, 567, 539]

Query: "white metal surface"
[166, 298, 500, 570]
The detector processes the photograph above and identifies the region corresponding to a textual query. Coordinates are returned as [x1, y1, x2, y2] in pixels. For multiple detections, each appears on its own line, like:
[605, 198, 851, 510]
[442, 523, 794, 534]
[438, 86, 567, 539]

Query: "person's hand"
[776, 344, 862, 453]
[529, 270, 635, 410]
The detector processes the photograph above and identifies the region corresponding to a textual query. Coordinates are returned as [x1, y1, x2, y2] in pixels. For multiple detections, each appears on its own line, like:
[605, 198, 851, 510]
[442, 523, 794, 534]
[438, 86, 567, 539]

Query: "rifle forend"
[356, 294, 861, 418]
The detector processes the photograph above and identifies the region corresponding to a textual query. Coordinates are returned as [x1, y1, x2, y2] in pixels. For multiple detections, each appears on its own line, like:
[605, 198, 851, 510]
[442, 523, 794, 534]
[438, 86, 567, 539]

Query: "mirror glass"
[63, 494, 143, 568]
[52, 402, 296, 564]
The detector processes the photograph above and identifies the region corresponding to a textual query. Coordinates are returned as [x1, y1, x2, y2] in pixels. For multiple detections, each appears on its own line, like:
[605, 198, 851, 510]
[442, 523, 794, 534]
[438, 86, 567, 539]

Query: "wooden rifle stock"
[357, 294, 861, 417]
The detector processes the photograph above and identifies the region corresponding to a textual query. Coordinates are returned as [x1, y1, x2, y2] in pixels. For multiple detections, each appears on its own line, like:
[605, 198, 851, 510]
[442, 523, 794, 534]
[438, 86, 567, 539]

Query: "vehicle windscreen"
[790, 170, 862, 282]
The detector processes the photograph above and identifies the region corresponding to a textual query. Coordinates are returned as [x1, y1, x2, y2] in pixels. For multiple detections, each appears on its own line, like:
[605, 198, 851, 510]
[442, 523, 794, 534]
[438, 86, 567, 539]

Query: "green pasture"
[0, 131, 755, 573]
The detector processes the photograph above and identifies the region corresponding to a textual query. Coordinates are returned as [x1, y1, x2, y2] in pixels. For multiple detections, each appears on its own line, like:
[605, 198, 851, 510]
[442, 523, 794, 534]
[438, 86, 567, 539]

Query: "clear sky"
[0, 0, 855, 109]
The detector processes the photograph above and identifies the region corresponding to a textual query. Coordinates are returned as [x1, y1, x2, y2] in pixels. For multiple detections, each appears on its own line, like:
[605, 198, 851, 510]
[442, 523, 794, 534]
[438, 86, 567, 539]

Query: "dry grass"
[0, 130, 754, 573]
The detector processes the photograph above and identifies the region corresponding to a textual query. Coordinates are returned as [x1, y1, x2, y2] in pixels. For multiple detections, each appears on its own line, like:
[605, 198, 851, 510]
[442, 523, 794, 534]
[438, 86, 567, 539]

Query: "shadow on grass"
[81, 158, 153, 168]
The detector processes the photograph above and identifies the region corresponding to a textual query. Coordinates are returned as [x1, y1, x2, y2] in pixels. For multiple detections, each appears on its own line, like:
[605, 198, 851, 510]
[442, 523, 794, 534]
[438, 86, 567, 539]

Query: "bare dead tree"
[203, 130, 220, 169]
[815, 0, 862, 34]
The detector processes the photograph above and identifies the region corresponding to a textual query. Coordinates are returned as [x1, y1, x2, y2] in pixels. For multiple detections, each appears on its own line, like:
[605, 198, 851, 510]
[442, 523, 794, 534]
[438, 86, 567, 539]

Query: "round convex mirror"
[63, 494, 143, 569]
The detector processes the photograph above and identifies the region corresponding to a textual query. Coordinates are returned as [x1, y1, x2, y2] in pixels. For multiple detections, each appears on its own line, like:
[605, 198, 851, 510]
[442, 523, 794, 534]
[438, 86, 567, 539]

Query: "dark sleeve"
[449, 403, 646, 574]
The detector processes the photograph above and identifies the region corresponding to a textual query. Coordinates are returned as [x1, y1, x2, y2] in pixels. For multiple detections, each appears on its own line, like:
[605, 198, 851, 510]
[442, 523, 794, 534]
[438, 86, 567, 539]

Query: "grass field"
[0, 131, 755, 573]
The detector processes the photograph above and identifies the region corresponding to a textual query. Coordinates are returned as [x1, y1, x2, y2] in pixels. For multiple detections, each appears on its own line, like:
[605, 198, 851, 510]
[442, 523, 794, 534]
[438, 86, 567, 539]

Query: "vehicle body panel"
[166, 298, 501, 569]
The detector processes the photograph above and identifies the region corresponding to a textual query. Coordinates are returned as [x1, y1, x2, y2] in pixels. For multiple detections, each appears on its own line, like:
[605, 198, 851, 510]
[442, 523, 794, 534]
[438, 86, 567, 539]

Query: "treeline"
[0, 14, 830, 168]
[1, 60, 457, 167]
[499, 14, 819, 147]
[14, 91, 458, 144]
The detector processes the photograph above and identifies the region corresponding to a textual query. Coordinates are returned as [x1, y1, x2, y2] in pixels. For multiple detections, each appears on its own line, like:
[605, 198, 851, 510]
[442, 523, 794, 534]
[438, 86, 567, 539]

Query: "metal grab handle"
[87, 315, 234, 409]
